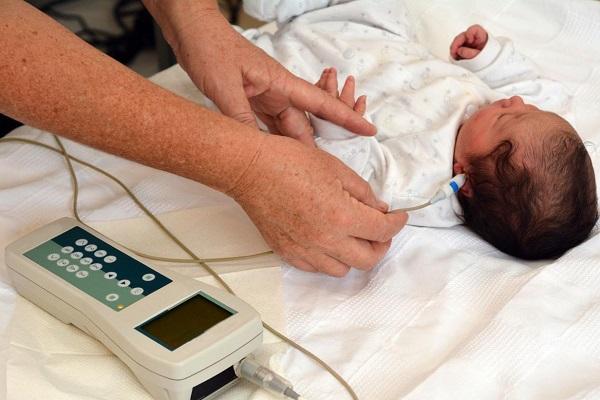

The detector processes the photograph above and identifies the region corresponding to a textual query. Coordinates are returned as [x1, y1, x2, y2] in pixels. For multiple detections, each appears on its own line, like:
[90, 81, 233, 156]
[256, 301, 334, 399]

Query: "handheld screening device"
[5, 218, 263, 400]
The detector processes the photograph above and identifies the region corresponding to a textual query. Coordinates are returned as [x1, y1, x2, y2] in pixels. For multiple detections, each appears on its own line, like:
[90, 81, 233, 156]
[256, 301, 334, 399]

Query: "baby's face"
[453, 96, 556, 173]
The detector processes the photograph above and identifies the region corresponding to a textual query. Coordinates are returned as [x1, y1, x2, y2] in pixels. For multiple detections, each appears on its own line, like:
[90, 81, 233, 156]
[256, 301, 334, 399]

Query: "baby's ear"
[460, 179, 474, 198]
[453, 163, 474, 198]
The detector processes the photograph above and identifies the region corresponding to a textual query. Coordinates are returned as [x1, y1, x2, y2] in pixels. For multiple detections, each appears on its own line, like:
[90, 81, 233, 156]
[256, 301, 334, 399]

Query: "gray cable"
[0, 135, 360, 400]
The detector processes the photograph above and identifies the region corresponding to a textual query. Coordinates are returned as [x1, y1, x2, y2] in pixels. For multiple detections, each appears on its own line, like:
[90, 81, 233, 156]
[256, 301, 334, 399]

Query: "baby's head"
[453, 96, 598, 259]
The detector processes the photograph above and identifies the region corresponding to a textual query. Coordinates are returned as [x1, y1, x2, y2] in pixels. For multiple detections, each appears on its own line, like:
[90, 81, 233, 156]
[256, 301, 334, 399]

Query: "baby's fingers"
[450, 33, 466, 59]
[466, 28, 475, 45]
[325, 68, 339, 97]
[354, 95, 367, 115]
[315, 69, 329, 89]
[467, 25, 487, 49]
[457, 46, 480, 60]
[340, 76, 356, 108]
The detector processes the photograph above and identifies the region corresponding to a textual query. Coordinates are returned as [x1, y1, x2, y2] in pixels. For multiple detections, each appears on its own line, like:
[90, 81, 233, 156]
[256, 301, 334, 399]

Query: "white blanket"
[2, 0, 600, 399]
[247, 0, 600, 399]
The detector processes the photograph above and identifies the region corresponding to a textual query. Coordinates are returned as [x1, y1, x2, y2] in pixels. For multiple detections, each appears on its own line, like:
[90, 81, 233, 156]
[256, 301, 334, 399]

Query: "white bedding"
[2, 0, 600, 399]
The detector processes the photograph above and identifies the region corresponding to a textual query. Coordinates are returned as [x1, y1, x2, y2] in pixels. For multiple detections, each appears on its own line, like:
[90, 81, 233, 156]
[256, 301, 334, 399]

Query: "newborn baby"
[309, 24, 597, 259]
[243, 1, 598, 259]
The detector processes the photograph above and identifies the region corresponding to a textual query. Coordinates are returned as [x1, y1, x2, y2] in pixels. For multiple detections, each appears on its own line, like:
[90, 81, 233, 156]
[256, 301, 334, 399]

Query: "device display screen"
[136, 293, 235, 351]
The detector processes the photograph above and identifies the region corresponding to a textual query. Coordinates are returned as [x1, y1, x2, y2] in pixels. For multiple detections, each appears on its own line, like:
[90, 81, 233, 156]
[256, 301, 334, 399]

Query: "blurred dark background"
[0, 0, 261, 137]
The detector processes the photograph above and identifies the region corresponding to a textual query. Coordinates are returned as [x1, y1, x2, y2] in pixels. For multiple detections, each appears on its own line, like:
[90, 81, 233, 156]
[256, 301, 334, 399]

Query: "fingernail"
[377, 200, 389, 212]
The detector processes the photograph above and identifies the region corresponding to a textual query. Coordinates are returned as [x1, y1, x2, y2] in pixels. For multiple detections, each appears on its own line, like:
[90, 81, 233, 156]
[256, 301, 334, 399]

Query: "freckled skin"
[0, 0, 407, 276]
[0, 1, 262, 192]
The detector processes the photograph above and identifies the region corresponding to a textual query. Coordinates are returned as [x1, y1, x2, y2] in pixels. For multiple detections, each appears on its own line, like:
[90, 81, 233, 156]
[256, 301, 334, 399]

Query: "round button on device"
[75, 270, 89, 279]
[75, 239, 88, 246]
[66, 265, 79, 273]
[57, 259, 69, 267]
[71, 252, 83, 260]
[89, 263, 103, 271]
[61, 246, 74, 254]
[117, 279, 130, 288]
[94, 250, 107, 258]
[130, 287, 144, 296]
[142, 273, 155, 282]
[80, 257, 93, 265]
[104, 271, 117, 280]
[105, 293, 119, 302]
[84, 244, 98, 252]
[47, 253, 60, 261]
[104, 255, 117, 264]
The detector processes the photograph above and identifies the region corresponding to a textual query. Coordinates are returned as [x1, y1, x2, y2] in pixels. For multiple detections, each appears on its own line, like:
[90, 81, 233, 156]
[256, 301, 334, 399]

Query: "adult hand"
[450, 24, 488, 60]
[229, 133, 408, 277]
[154, 3, 376, 147]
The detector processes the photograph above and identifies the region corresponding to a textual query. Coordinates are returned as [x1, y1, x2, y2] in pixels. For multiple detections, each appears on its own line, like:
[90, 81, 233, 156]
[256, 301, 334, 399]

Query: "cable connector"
[235, 357, 302, 399]
[429, 174, 466, 204]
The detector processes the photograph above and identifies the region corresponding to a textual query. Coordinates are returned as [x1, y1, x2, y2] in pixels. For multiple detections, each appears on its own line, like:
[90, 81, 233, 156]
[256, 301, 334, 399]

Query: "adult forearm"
[0, 0, 263, 193]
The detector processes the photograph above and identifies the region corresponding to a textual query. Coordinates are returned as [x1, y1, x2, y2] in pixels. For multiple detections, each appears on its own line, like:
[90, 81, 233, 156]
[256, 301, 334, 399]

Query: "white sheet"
[2, 0, 600, 399]
[263, 1, 600, 399]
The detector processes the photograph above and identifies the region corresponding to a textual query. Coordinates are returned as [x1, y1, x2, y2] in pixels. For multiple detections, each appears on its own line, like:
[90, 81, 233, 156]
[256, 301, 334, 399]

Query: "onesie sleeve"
[452, 34, 570, 113]
[309, 114, 375, 181]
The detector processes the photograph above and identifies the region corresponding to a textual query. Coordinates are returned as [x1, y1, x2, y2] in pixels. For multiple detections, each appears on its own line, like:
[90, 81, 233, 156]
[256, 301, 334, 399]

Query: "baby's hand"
[315, 68, 366, 115]
[450, 24, 488, 60]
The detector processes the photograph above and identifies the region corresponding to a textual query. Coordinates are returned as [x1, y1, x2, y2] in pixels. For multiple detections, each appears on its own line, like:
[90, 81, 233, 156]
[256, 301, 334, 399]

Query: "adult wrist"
[143, 0, 223, 57]
[186, 110, 269, 195]
[225, 132, 269, 200]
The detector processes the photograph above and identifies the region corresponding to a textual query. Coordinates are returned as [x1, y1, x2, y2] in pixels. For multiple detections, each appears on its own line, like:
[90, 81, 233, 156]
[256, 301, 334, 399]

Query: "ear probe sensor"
[389, 174, 466, 213]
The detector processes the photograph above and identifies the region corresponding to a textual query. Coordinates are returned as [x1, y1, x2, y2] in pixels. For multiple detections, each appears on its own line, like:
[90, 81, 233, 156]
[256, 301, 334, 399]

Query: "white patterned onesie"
[243, 0, 570, 226]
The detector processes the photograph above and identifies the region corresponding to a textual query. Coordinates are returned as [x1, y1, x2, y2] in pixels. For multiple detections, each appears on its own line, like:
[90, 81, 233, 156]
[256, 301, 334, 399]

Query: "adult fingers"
[254, 109, 278, 133]
[308, 253, 351, 277]
[275, 106, 316, 147]
[349, 200, 409, 242]
[212, 75, 259, 127]
[285, 257, 318, 273]
[286, 250, 350, 277]
[286, 75, 376, 136]
[329, 236, 392, 271]
[335, 160, 388, 212]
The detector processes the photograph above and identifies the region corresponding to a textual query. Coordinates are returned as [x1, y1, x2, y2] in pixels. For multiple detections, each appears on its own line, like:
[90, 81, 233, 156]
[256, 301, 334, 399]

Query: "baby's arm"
[315, 68, 367, 118]
[310, 68, 378, 183]
[450, 25, 569, 112]
[311, 69, 397, 207]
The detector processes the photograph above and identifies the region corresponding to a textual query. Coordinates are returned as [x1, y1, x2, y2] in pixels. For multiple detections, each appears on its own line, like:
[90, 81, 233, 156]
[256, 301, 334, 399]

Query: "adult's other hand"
[145, 1, 376, 146]
[229, 134, 408, 276]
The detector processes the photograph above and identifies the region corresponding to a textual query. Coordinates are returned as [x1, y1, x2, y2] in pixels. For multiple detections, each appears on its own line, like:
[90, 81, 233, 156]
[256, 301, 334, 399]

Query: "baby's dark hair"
[458, 125, 598, 259]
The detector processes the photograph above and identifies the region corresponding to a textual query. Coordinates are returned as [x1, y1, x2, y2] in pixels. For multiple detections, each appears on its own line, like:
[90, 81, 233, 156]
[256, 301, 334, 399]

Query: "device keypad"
[24, 226, 172, 311]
